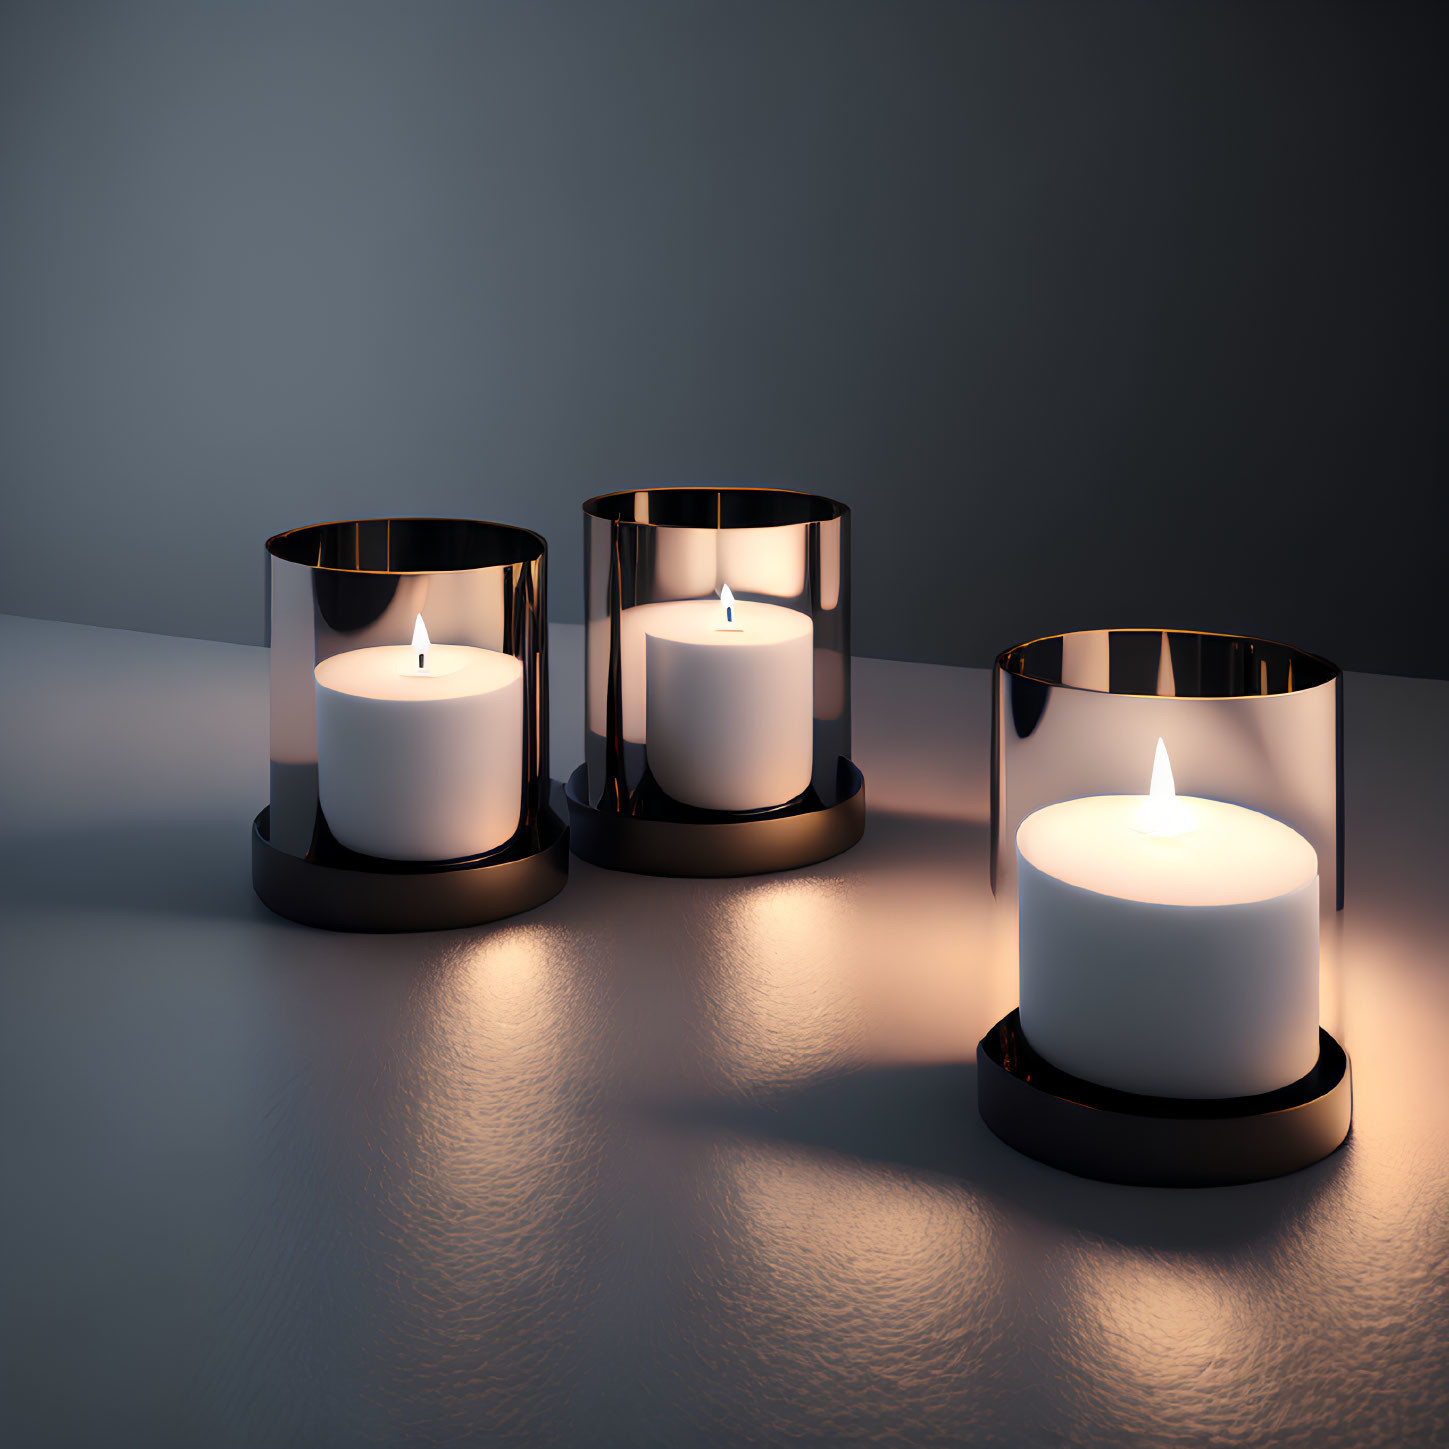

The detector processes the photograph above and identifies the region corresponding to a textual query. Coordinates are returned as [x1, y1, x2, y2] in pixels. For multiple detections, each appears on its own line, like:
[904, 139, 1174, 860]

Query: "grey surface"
[2, 2, 1446, 679]
[2, 611, 1448, 1447]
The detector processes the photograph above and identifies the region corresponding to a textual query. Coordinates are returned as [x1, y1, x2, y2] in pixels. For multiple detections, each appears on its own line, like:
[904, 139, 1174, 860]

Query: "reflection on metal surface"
[564, 760, 865, 878]
[977, 1013, 1352, 1188]
[992, 629, 1344, 917]
[1319, 911, 1345, 1040]
[250, 802, 569, 933]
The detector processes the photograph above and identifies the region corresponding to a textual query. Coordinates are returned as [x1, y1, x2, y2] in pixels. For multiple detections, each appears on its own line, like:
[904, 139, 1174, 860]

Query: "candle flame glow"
[411, 613, 431, 673]
[1150, 736, 1175, 800]
[1137, 738, 1194, 838]
[720, 584, 737, 627]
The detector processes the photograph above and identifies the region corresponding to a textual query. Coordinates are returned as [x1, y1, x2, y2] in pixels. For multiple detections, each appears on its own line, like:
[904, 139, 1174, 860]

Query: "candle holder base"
[564, 760, 865, 877]
[251, 793, 569, 933]
[977, 1009, 1351, 1187]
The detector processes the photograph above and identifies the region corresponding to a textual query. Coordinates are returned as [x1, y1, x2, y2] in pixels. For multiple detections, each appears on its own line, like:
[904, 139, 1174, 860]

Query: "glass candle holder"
[251, 517, 567, 931]
[566, 487, 865, 876]
[978, 627, 1350, 1187]
[992, 628, 1343, 918]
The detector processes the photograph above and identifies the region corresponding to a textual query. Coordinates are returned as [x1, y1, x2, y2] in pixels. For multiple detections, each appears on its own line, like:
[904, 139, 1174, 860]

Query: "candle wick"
[726, 605, 733, 624]
[418, 652, 425, 671]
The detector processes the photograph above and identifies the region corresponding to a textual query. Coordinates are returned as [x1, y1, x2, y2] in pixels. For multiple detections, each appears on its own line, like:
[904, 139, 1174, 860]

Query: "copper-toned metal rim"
[266, 517, 547, 575]
[977, 1009, 1352, 1187]
[251, 802, 568, 932]
[995, 627, 1340, 700]
[564, 762, 865, 877]
[582, 487, 848, 529]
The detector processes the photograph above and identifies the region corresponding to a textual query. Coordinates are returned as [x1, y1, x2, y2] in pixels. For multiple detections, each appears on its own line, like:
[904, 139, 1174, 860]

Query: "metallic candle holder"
[981, 628, 1350, 1186]
[992, 628, 1343, 916]
[566, 487, 865, 876]
[977, 1013, 1351, 1189]
[251, 518, 568, 932]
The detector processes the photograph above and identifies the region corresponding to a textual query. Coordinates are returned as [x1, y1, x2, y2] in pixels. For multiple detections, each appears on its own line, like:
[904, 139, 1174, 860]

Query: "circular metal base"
[251, 802, 569, 933]
[977, 1009, 1352, 1187]
[565, 761, 866, 877]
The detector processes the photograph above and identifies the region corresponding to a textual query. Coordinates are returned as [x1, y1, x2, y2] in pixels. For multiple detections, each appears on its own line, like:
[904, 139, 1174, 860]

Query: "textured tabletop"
[2, 614, 1446, 1448]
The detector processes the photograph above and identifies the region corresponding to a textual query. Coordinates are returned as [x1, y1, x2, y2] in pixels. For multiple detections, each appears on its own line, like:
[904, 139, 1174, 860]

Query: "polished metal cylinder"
[263, 517, 552, 865]
[582, 487, 853, 815]
[571, 487, 863, 875]
[991, 629, 1343, 917]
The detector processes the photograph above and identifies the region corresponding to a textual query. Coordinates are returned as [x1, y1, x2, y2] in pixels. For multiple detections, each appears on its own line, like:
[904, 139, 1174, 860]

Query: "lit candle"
[1017, 740, 1320, 1099]
[600, 587, 813, 811]
[314, 614, 524, 860]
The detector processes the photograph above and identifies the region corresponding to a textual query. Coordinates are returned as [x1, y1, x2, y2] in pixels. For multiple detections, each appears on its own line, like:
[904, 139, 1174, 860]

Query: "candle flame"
[1150, 736, 1175, 801]
[720, 584, 737, 627]
[411, 613, 431, 672]
[1137, 738, 1194, 838]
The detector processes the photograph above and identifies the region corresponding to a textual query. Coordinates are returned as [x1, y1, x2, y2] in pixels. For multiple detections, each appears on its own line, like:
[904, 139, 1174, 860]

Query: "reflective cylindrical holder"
[567, 488, 865, 876]
[978, 1012, 1352, 1188]
[251, 518, 568, 932]
[992, 629, 1343, 917]
[982, 627, 1350, 1186]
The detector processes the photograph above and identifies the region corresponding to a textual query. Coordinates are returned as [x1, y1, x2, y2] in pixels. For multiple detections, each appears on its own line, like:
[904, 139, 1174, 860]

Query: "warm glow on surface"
[707, 877, 863, 1091]
[379, 923, 606, 1383]
[712, 1142, 999, 1382]
[410, 612, 431, 673]
[404, 924, 585, 1204]
[1136, 737, 1194, 838]
[1058, 1254, 1266, 1432]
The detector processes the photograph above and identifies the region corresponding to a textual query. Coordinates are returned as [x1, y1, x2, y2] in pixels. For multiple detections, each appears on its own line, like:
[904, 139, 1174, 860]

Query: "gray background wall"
[2, 0, 1444, 678]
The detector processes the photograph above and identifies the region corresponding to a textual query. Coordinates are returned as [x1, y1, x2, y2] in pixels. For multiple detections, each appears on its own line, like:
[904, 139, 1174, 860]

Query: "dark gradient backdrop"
[2, 1, 1444, 677]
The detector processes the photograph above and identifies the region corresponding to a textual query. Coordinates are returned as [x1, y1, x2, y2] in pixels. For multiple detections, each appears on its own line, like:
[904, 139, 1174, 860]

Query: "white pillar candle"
[588, 595, 806, 745]
[1017, 741, 1320, 1099]
[315, 616, 523, 861]
[638, 589, 813, 811]
[590, 592, 815, 754]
